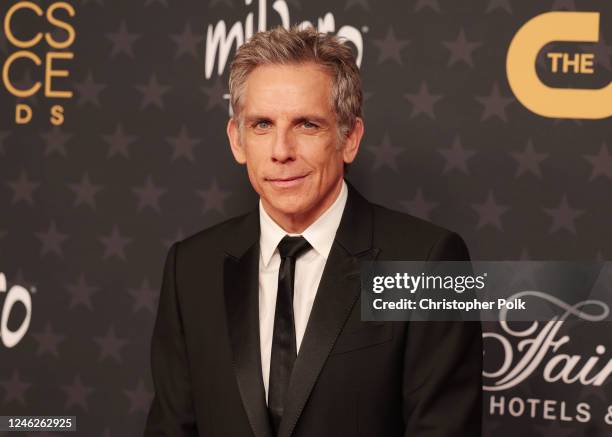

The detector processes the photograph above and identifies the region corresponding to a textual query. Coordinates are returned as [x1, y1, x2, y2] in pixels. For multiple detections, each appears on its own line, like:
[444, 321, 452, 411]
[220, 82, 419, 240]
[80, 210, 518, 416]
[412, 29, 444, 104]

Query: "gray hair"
[228, 25, 363, 142]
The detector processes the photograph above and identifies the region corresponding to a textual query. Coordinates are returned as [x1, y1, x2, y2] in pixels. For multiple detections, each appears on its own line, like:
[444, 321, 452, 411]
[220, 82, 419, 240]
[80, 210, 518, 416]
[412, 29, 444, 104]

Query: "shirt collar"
[259, 179, 348, 267]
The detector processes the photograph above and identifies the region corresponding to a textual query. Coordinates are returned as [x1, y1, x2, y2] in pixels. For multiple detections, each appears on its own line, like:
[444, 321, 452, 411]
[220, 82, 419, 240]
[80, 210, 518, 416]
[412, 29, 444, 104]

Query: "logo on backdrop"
[204, 0, 364, 113]
[0, 272, 33, 349]
[2, 1, 76, 126]
[507, 11, 612, 120]
[483, 292, 612, 426]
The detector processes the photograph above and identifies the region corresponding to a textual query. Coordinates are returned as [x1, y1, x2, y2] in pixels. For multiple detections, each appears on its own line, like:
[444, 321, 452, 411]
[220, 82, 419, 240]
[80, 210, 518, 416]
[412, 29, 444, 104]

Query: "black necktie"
[268, 235, 312, 435]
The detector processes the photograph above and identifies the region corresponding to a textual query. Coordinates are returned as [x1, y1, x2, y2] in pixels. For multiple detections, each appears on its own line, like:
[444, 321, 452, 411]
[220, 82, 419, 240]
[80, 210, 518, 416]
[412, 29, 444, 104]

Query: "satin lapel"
[277, 243, 380, 437]
[224, 242, 274, 437]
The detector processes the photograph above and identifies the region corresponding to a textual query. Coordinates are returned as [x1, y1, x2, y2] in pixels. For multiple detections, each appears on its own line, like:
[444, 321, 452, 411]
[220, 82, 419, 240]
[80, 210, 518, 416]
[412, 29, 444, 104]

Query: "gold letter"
[50, 105, 65, 125]
[4, 1, 43, 48]
[547, 52, 563, 73]
[16, 103, 32, 124]
[2, 51, 42, 97]
[45, 2, 76, 49]
[45, 52, 73, 98]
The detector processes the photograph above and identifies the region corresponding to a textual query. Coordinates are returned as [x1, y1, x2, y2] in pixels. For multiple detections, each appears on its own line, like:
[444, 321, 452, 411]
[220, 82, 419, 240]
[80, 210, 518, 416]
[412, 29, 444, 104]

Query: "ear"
[342, 117, 364, 164]
[227, 117, 246, 164]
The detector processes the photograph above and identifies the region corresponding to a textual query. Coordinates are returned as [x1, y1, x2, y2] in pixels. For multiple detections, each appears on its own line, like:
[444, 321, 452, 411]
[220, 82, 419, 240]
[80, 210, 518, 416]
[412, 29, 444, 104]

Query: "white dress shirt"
[258, 179, 348, 404]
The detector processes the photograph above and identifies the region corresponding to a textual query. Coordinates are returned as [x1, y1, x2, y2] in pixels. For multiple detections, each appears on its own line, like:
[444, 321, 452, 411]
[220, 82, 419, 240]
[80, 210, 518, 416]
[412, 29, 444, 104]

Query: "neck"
[262, 178, 343, 234]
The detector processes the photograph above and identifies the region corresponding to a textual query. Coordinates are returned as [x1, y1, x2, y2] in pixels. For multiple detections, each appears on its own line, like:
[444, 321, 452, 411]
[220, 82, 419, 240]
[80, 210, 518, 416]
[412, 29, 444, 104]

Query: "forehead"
[242, 62, 334, 116]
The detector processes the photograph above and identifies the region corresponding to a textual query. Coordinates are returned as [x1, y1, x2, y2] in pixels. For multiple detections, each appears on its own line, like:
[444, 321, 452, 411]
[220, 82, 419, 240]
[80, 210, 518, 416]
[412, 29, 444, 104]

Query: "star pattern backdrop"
[0, 0, 611, 436]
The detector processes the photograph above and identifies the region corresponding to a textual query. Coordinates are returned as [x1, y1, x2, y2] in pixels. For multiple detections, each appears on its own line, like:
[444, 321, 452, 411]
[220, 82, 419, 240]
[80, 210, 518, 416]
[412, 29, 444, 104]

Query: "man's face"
[227, 62, 362, 230]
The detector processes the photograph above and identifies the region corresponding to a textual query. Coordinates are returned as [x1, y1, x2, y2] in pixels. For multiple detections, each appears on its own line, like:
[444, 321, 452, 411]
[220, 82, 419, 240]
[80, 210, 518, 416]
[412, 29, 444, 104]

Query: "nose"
[270, 125, 296, 163]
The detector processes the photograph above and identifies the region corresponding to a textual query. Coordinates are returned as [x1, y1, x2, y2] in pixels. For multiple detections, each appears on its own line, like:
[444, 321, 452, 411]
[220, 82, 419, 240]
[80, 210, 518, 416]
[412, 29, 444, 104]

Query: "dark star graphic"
[124, 379, 153, 414]
[74, 71, 107, 106]
[103, 124, 137, 159]
[197, 179, 232, 215]
[0, 370, 31, 405]
[94, 325, 129, 363]
[68, 173, 104, 209]
[66, 273, 100, 310]
[438, 136, 476, 174]
[106, 21, 141, 58]
[472, 190, 510, 230]
[170, 23, 203, 59]
[40, 126, 74, 156]
[35, 221, 69, 257]
[201, 78, 228, 112]
[372, 27, 410, 64]
[166, 125, 201, 162]
[475, 81, 514, 122]
[128, 278, 158, 314]
[32, 322, 65, 357]
[136, 74, 171, 109]
[442, 29, 482, 68]
[61, 375, 95, 411]
[132, 175, 167, 213]
[7, 169, 40, 205]
[584, 143, 612, 182]
[99, 226, 133, 260]
[404, 81, 443, 119]
[510, 138, 548, 178]
[543, 195, 585, 234]
[399, 188, 439, 220]
[366, 133, 406, 172]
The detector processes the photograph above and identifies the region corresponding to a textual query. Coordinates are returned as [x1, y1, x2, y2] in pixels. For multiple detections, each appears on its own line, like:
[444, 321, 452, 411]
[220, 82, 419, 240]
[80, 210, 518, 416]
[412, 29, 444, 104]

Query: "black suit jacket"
[144, 182, 482, 437]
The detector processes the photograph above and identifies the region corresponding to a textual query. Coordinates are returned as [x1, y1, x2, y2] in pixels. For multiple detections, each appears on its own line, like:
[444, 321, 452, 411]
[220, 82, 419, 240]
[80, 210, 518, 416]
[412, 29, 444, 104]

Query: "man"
[144, 26, 482, 437]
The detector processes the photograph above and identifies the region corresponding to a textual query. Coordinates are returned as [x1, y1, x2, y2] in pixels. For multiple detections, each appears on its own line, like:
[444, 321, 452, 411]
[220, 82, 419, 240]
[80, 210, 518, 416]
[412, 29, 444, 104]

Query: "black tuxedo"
[144, 182, 482, 437]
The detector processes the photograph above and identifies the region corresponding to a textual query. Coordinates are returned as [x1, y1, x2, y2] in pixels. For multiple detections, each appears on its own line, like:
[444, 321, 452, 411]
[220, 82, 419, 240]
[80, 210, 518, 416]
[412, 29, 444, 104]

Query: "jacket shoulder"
[178, 211, 253, 253]
[371, 202, 452, 237]
[369, 202, 467, 259]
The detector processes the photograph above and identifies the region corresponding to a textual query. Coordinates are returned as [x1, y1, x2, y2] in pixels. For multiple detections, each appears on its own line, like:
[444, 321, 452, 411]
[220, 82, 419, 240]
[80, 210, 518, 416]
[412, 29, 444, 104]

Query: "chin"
[265, 195, 313, 217]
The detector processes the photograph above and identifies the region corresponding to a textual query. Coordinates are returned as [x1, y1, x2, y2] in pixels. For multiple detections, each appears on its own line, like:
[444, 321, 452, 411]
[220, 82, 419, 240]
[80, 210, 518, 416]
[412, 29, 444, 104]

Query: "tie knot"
[277, 235, 311, 259]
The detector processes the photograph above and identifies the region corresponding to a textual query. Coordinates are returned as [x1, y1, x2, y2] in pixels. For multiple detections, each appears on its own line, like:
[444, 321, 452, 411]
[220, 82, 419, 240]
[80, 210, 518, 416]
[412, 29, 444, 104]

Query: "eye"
[255, 120, 270, 129]
[302, 121, 318, 129]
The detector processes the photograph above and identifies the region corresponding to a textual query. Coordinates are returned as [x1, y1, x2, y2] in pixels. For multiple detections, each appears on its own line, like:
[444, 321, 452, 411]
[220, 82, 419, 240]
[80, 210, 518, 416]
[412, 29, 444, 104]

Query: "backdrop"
[1, 0, 611, 436]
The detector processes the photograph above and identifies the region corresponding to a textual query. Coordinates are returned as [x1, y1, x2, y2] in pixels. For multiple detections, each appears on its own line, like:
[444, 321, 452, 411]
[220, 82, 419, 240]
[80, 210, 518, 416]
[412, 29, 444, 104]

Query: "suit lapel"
[224, 211, 274, 437]
[277, 182, 380, 437]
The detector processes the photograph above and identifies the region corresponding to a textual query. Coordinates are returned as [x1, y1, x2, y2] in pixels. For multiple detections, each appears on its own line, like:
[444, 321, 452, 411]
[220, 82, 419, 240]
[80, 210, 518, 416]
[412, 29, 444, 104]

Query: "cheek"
[305, 141, 342, 170]
[244, 146, 268, 174]
[316, 148, 344, 178]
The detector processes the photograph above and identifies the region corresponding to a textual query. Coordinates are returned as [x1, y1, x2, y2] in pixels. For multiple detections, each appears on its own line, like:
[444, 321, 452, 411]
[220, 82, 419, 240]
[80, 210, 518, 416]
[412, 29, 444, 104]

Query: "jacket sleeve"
[143, 242, 199, 437]
[403, 231, 483, 436]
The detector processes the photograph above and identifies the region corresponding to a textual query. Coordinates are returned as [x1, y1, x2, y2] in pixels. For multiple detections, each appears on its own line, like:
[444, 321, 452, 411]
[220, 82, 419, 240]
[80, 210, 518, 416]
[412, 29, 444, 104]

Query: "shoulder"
[175, 210, 256, 257]
[368, 201, 470, 261]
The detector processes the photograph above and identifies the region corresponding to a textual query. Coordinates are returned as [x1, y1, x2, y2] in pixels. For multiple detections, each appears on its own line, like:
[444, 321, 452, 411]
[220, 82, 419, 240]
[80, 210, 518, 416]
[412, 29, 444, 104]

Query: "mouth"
[265, 173, 310, 188]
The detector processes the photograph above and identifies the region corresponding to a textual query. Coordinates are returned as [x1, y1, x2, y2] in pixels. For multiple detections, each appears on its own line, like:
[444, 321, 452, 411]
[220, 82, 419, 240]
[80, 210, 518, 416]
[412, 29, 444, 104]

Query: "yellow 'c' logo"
[507, 12, 612, 119]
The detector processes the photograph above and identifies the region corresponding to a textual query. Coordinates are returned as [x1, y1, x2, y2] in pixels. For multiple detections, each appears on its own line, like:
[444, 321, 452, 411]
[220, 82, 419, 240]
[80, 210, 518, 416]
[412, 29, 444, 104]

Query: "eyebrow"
[243, 114, 330, 126]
